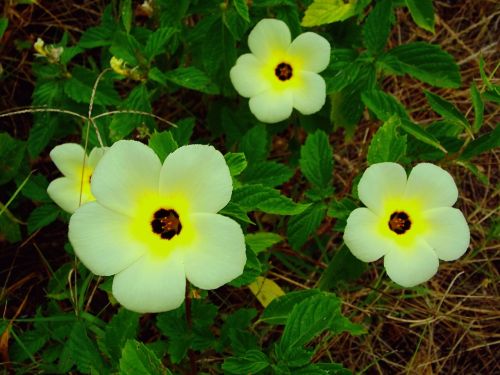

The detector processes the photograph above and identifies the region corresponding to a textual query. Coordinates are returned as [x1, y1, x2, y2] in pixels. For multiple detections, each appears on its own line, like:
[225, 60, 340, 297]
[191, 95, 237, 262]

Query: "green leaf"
[223, 6, 250, 40]
[318, 245, 366, 289]
[110, 31, 143, 66]
[261, 289, 322, 325]
[367, 116, 407, 164]
[119, 340, 167, 375]
[230, 248, 261, 287]
[144, 27, 177, 60]
[164, 66, 219, 94]
[299, 130, 333, 193]
[245, 232, 283, 254]
[233, 0, 251, 22]
[456, 160, 488, 185]
[0, 133, 26, 185]
[326, 197, 357, 231]
[64, 67, 120, 106]
[406, 0, 435, 33]
[219, 202, 254, 224]
[460, 126, 500, 160]
[28, 116, 57, 157]
[382, 42, 460, 88]
[79, 25, 114, 48]
[99, 308, 139, 364]
[148, 131, 178, 162]
[225, 153, 248, 177]
[27, 205, 60, 234]
[302, 0, 370, 27]
[20, 174, 50, 202]
[232, 184, 310, 215]
[222, 349, 270, 374]
[171, 117, 195, 146]
[239, 125, 268, 163]
[424, 90, 471, 135]
[0, 215, 21, 243]
[121, 0, 133, 33]
[470, 83, 484, 133]
[287, 203, 327, 250]
[400, 119, 447, 153]
[361, 89, 409, 121]
[0, 17, 8, 39]
[363, 0, 393, 54]
[241, 161, 294, 187]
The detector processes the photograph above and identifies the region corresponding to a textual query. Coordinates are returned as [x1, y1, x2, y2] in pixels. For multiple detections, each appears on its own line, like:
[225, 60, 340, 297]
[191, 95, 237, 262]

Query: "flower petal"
[230, 54, 270, 98]
[291, 71, 326, 115]
[358, 163, 408, 214]
[50, 143, 86, 178]
[248, 19, 291, 60]
[422, 207, 469, 261]
[91, 140, 161, 216]
[249, 89, 293, 123]
[47, 177, 92, 213]
[68, 202, 146, 276]
[159, 145, 232, 213]
[404, 163, 458, 209]
[384, 240, 439, 287]
[183, 213, 246, 290]
[88, 146, 107, 168]
[287, 32, 331, 73]
[112, 252, 185, 313]
[344, 208, 392, 262]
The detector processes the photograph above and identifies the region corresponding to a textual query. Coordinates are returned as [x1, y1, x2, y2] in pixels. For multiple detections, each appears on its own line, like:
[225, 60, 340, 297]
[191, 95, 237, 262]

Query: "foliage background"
[0, 0, 499, 374]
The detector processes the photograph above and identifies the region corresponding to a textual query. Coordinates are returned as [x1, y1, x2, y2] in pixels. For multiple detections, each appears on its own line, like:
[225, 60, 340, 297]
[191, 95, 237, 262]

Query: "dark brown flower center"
[275, 62, 293, 81]
[151, 208, 182, 240]
[388, 211, 411, 235]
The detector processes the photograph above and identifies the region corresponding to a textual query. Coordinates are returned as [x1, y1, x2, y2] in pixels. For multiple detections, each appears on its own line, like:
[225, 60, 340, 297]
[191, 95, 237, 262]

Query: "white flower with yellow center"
[344, 163, 470, 287]
[47, 143, 106, 213]
[230, 18, 331, 123]
[68, 140, 246, 313]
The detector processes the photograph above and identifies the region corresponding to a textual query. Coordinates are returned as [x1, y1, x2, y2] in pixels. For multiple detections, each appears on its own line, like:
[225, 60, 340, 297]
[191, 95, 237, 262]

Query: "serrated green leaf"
[406, 0, 435, 33]
[361, 89, 409, 121]
[119, 340, 167, 375]
[28, 116, 58, 157]
[224, 6, 251, 40]
[20, 174, 50, 202]
[470, 83, 484, 133]
[79, 25, 114, 48]
[144, 27, 177, 60]
[287, 203, 327, 250]
[148, 131, 178, 162]
[0, 17, 8, 39]
[27, 205, 60, 234]
[424, 90, 471, 135]
[319, 245, 366, 289]
[121, 0, 133, 34]
[245, 232, 283, 254]
[0, 133, 26, 185]
[164, 66, 219, 94]
[300, 130, 333, 193]
[302, 0, 370, 27]
[222, 349, 270, 374]
[219, 202, 254, 224]
[110, 31, 143, 66]
[99, 308, 139, 364]
[225, 153, 248, 176]
[363, 0, 393, 54]
[367, 116, 407, 164]
[171, 117, 195, 146]
[0, 215, 22, 243]
[64, 67, 120, 106]
[232, 184, 309, 215]
[400, 119, 446, 153]
[241, 161, 294, 187]
[459, 125, 500, 160]
[233, 0, 250, 21]
[261, 289, 322, 325]
[239, 125, 268, 163]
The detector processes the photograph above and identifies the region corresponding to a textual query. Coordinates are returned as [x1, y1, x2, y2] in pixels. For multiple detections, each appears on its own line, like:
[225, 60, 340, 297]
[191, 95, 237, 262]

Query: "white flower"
[47, 143, 106, 213]
[344, 163, 470, 287]
[230, 18, 331, 123]
[68, 140, 246, 313]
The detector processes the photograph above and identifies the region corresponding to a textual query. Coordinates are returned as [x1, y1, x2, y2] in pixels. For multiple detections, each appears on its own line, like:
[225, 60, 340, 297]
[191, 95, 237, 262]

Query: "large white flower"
[344, 163, 470, 287]
[230, 18, 331, 123]
[47, 143, 106, 213]
[68, 140, 246, 313]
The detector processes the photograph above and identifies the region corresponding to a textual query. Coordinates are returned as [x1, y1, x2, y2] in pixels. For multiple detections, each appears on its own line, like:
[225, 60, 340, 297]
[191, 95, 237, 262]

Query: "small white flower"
[47, 143, 106, 213]
[68, 141, 246, 313]
[344, 163, 470, 287]
[230, 19, 331, 123]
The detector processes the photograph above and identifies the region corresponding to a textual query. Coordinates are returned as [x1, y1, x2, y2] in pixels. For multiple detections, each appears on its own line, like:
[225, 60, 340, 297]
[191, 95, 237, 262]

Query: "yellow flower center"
[151, 208, 182, 240]
[275, 62, 293, 81]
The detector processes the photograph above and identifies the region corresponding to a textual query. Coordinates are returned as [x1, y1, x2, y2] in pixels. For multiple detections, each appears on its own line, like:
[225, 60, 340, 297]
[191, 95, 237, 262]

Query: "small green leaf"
[456, 161, 488, 185]
[239, 125, 268, 163]
[299, 130, 333, 193]
[287, 203, 327, 250]
[400, 119, 446, 153]
[302, 0, 370, 27]
[164, 66, 219, 94]
[222, 349, 270, 374]
[245, 232, 283, 254]
[171, 117, 195, 146]
[20, 174, 50, 202]
[363, 0, 393, 54]
[261, 289, 323, 325]
[470, 83, 484, 133]
[230, 248, 261, 287]
[319, 245, 367, 289]
[367, 116, 407, 164]
[144, 27, 177, 60]
[148, 131, 178, 162]
[27, 205, 60, 234]
[424, 90, 472, 135]
[28, 117, 57, 157]
[241, 161, 294, 187]
[406, 0, 435, 33]
[460, 126, 500, 160]
[361, 89, 409, 121]
[99, 308, 139, 364]
[233, 0, 250, 22]
[219, 202, 254, 224]
[119, 340, 167, 375]
[0, 17, 8, 39]
[120, 0, 133, 33]
[0, 133, 26, 185]
[110, 31, 143, 66]
[225, 153, 248, 176]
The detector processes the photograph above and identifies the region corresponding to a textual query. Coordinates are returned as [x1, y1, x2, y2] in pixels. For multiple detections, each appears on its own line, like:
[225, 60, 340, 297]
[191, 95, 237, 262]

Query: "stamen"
[388, 211, 411, 235]
[151, 208, 182, 240]
[275, 62, 293, 81]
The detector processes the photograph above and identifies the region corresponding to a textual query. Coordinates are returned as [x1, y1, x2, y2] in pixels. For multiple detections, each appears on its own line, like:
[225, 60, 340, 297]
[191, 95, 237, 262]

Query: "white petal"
[88, 146, 107, 168]
[384, 240, 439, 287]
[249, 89, 294, 123]
[291, 71, 326, 115]
[159, 145, 232, 214]
[344, 208, 391, 262]
[422, 207, 470, 261]
[68, 202, 146, 276]
[404, 163, 458, 209]
[183, 213, 246, 290]
[47, 177, 93, 213]
[248, 19, 291, 60]
[91, 140, 161, 216]
[358, 163, 408, 215]
[112, 252, 185, 313]
[287, 32, 331, 73]
[230, 54, 270, 98]
[50, 143, 87, 178]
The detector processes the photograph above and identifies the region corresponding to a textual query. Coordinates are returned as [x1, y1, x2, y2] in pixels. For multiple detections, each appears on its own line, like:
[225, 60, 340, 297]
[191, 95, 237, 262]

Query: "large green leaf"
[164, 66, 219, 95]
[119, 340, 168, 375]
[287, 203, 327, 250]
[302, 0, 370, 27]
[222, 350, 270, 374]
[367, 116, 407, 164]
[400, 119, 446, 153]
[406, 0, 435, 33]
[99, 308, 139, 364]
[245, 232, 283, 254]
[299, 130, 333, 193]
[144, 27, 177, 60]
[261, 289, 322, 325]
[27, 204, 60, 234]
[363, 0, 393, 54]
[424, 90, 471, 135]
[225, 152, 248, 177]
[460, 126, 500, 160]
[241, 161, 294, 187]
[148, 131, 178, 162]
[361, 89, 409, 121]
[0, 133, 26, 185]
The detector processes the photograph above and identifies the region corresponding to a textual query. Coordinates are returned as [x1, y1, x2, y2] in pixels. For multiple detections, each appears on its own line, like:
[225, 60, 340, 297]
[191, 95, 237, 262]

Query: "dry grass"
[0, 0, 499, 374]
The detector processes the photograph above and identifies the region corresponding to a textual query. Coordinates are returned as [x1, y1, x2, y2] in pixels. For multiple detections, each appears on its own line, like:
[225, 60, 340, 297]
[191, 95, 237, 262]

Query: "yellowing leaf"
[248, 277, 285, 307]
[302, 0, 369, 27]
